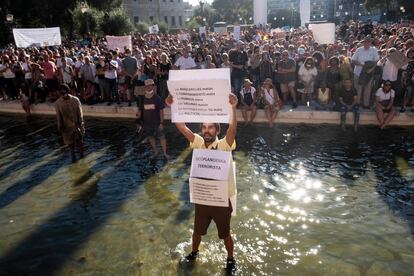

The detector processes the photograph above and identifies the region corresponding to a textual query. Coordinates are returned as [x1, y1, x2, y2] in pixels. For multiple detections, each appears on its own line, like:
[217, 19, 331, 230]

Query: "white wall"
[254, 0, 267, 26]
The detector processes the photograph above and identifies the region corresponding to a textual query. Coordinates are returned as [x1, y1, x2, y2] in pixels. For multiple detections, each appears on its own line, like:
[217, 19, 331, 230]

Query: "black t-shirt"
[142, 94, 165, 126]
[158, 62, 171, 80]
[229, 49, 248, 78]
[338, 86, 357, 105]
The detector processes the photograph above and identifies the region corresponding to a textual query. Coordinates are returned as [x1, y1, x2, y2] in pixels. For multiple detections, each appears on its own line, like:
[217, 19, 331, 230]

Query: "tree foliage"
[211, 0, 253, 24]
[101, 9, 134, 36]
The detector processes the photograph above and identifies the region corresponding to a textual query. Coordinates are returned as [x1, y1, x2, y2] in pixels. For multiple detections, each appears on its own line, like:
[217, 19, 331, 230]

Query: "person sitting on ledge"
[261, 78, 282, 128]
[375, 81, 396, 129]
[240, 78, 257, 126]
[338, 79, 359, 132]
[312, 81, 335, 111]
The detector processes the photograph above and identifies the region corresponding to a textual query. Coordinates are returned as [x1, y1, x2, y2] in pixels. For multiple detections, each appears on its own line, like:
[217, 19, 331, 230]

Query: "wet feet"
[179, 251, 198, 266]
[225, 258, 236, 275]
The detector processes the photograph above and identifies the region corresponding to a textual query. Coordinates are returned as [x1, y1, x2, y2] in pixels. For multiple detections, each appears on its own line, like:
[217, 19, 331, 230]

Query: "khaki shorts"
[194, 202, 232, 239]
[280, 81, 295, 93]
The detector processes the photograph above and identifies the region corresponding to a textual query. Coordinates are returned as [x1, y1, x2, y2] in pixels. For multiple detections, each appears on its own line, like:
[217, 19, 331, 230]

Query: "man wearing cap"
[136, 79, 168, 160]
[55, 84, 85, 163]
[229, 41, 248, 102]
[351, 37, 379, 108]
[165, 92, 238, 272]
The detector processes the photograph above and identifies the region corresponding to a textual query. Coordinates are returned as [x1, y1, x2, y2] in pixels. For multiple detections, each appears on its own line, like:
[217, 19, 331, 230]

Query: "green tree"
[101, 9, 134, 36]
[211, 0, 253, 24]
[135, 22, 149, 34]
[88, 0, 123, 11]
[72, 2, 103, 37]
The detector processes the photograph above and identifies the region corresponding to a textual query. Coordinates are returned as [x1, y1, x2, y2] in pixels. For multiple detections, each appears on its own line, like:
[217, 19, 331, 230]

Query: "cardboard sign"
[190, 149, 232, 180]
[106, 35, 132, 52]
[167, 68, 232, 123]
[388, 51, 410, 69]
[309, 23, 335, 44]
[234, 26, 241, 41]
[189, 178, 229, 207]
[13, 27, 61, 48]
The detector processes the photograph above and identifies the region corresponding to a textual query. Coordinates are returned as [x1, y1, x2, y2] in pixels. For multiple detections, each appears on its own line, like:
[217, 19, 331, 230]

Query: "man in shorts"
[278, 50, 298, 108]
[165, 92, 238, 272]
[137, 79, 168, 160]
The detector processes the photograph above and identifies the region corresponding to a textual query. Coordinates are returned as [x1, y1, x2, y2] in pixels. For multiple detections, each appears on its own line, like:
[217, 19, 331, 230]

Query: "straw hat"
[243, 79, 253, 85]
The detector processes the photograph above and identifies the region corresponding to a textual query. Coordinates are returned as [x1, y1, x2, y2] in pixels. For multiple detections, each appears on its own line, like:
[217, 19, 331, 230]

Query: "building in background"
[123, 0, 193, 29]
[309, 0, 333, 22]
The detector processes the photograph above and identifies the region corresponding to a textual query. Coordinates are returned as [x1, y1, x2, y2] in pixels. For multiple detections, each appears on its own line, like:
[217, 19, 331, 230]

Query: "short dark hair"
[200, 123, 221, 133]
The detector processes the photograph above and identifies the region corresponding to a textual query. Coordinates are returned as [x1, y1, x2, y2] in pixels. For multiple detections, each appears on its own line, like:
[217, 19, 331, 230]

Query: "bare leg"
[271, 109, 278, 125]
[289, 86, 297, 103]
[382, 110, 395, 128]
[148, 137, 158, 157]
[160, 137, 168, 158]
[241, 108, 248, 125]
[375, 107, 384, 128]
[192, 233, 202, 252]
[69, 144, 76, 162]
[224, 235, 234, 259]
[264, 107, 272, 127]
[249, 107, 257, 124]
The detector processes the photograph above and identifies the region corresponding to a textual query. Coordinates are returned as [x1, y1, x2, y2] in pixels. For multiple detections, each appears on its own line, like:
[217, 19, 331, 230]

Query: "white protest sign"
[309, 23, 335, 44]
[106, 35, 132, 52]
[189, 178, 229, 207]
[13, 27, 61, 48]
[388, 51, 409, 69]
[230, 161, 237, 216]
[233, 26, 241, 41]
[199, 26, 206, 37]
[149, 24, 159, 34]
[190, 149, 232, 180]
[167, 68, 232, 123]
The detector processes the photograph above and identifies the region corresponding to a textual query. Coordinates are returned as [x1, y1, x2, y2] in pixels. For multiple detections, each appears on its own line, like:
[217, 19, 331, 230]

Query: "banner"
[309, 23, 335, 44]
[13, 27, 61, 48]
[167, 68, 232, 123]
[106, 35, 132, 52]
[190, 149, 232, 181]
[149, 24, 159, 34]
[233, 26, 241, 41]
[388, 51, 409, 69]
[178, 33, 190, 41]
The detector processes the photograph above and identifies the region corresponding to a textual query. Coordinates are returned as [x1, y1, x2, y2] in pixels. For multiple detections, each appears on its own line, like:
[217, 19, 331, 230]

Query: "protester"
[298, 56, 318, 105]
[240, 78, 257, 125]
[375, 81, 396, 129]
[312, 81, 335, 110]
[278, 50, 297, 108]
[338, 79, 359, 131]
[136, 79, 168, 160]
[55, 84, 85, 163]
[261, 78, 281, 127]
[165, 92, 238, 273]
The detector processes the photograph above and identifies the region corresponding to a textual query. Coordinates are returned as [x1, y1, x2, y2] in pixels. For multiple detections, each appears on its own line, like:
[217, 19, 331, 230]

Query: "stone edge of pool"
[1, 101, 414, 126]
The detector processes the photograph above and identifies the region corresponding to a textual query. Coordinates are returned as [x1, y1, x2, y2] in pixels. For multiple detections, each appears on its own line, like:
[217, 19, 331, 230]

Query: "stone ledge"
[1, 101, 413, 126]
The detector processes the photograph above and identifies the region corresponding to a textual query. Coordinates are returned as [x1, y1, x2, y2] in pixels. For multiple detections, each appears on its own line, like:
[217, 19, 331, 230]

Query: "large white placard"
[309, 23, 335, 44]
[189, 178, 229, 207]
[167, 68, 231, 123]
[233, 26, 241, 41]
[199, 26, 206, 37]
[190, 149, 232, 181]
[13, 27, 61, 48]
[106, 35, 132, 52]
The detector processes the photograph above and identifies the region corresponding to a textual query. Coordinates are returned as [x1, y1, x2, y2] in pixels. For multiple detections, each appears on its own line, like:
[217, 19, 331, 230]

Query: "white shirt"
[75, 60, 84, 78]
[22, 62, 32, 79]
[298, 64, 318, 83]
[380, 59, 398, 82]
[263, 88, 276, 105]
[375, 88, 395, 101]
[57, 57, 74, 68]
[351, 46, 379, 76]
[174, 56, 196, 70]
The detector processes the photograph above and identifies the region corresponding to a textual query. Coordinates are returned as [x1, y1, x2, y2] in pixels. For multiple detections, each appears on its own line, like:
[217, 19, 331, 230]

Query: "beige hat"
[144, 79, 155, 86]
[243, 78, 253, 85]
[263, 78, 273, 86]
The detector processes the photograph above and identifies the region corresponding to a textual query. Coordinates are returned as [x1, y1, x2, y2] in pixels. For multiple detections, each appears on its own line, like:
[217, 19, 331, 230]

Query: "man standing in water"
[165, 93, 238, 272]
[55, 84, 85, 162]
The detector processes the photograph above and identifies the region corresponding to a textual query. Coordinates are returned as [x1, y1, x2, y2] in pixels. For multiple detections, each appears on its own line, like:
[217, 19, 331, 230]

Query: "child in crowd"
[240, 78, 257, 126]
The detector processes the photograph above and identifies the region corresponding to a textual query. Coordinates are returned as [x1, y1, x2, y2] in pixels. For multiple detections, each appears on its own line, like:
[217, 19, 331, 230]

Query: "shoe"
[183, 251, 198, 263]
[128, 101, 132, 107]
[225, 258, 236, 272]
[411, 108, 414, 113]
[400, 107, 406, 113]
[117, 101, 121, 105]
[107, 102, 112, 106]
[292, 102, 298, 109]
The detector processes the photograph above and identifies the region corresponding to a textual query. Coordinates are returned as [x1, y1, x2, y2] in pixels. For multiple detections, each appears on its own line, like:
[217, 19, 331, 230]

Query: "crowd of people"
[1, 20, 414, 130]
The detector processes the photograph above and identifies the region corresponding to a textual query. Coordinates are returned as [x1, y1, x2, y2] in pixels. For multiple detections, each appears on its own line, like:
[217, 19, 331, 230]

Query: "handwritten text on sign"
[190, 149, 231, 180]
[167, 79, 231, 123]
[189, 178, 229, 207]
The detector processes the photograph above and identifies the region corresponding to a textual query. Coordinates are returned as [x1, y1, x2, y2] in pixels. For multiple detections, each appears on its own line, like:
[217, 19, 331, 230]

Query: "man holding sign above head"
[165, 92, 238, 273]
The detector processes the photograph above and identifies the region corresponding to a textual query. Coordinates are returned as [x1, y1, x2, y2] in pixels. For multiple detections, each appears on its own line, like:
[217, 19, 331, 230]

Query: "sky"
[187, 0, 213, 7]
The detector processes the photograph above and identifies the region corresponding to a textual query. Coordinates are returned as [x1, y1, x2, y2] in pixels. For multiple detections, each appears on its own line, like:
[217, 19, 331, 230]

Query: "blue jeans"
[340, 104, 360, 126]
[311, 100, 335, 111]
[231, 76, 243, 101]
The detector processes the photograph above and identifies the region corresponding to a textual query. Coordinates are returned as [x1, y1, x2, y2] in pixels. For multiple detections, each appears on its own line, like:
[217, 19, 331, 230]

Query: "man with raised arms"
[165, 92, 238, 273]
